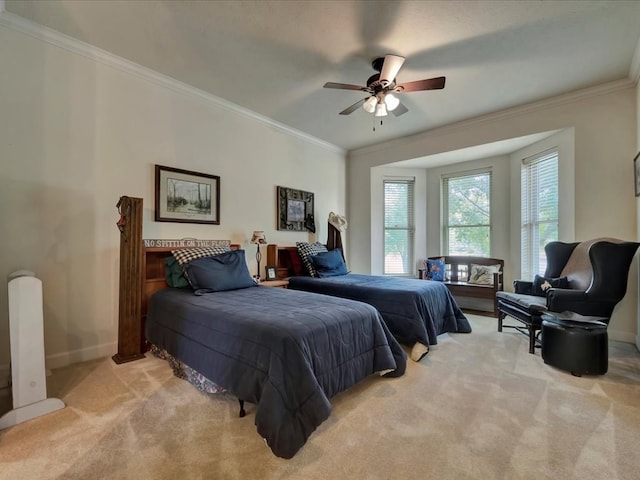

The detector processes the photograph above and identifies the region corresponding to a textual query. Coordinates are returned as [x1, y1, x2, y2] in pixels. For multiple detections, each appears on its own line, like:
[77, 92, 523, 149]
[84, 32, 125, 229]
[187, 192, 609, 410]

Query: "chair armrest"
[547, 289, 614, 318]
[513, 280, 533, 295]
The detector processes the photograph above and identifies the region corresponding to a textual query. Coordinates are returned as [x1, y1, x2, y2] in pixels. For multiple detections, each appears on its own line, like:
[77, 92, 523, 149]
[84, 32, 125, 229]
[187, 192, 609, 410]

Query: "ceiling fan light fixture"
[324, 54, 446, 120]
[374, 102, 387, 117]
[362, 96, 377, 113]
[385, 93, 400, 111]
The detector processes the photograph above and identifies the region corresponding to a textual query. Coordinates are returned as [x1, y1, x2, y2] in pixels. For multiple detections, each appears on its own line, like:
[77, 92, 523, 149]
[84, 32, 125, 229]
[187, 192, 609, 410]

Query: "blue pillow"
[425, 259, 445, 281]
[310, 248, 348, 277]
[182, 250, 256, 294]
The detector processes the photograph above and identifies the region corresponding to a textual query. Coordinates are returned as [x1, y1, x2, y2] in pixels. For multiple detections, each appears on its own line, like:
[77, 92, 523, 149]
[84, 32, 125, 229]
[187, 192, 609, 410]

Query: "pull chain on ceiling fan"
[324, 54, 446, 122]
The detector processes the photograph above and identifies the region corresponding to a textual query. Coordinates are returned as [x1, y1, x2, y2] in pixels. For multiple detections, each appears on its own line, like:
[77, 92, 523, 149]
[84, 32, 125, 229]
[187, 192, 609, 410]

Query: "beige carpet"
[2, 314, 640, 480]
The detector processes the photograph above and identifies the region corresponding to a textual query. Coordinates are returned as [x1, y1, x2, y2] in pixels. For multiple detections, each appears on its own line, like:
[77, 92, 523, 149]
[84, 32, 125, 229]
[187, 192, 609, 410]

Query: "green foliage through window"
[443, 171, 491, 256]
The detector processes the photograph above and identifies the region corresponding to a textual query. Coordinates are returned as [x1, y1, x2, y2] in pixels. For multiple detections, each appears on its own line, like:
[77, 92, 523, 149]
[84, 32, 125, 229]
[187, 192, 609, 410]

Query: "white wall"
[0, 23, 346, 371]
[349, 83, 638, 342]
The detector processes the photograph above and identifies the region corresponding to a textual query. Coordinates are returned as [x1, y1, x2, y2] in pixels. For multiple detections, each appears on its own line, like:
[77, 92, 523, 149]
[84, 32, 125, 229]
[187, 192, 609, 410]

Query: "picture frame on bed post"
[155, 165, 220, 224]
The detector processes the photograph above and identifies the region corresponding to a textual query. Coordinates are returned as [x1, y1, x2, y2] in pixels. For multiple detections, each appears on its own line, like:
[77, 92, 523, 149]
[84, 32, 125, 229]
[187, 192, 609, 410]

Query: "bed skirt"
[150, 344, 226, 394]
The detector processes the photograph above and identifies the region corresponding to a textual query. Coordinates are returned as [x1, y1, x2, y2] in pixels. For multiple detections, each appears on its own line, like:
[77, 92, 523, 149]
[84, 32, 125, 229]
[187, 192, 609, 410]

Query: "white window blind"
[443, 170, 491, 256]
[383, 179, 415, 275]
[521, 149, 558, 280]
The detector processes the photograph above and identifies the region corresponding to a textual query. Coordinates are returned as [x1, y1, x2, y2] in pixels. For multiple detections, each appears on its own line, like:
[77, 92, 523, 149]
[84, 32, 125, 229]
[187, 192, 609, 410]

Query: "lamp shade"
[362, 96, 377, 113]
[385, 93, 400, 111]
[250, 231, 266, 244]
[374, 103, 387, 117]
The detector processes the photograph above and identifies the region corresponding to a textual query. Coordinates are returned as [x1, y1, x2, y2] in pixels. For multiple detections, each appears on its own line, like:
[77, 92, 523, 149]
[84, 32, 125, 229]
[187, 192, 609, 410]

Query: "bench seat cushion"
[496, 291, 547, 312]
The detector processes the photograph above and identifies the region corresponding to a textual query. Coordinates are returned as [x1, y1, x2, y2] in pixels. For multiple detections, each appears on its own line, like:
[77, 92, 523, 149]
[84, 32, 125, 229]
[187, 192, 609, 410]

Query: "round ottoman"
[541, 312, 608, 376]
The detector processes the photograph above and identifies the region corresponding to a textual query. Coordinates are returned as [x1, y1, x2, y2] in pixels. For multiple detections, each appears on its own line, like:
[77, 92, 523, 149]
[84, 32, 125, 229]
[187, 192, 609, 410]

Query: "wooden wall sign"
[143, 239, 230, 249]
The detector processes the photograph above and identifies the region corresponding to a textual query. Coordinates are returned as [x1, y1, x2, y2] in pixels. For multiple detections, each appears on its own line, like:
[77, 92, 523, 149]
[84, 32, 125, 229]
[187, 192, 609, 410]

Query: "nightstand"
[260, 279, 289, 289]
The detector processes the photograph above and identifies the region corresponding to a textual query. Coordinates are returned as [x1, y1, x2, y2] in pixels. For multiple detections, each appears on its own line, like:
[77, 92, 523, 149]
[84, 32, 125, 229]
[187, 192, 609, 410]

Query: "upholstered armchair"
[496, 238, 639, 354]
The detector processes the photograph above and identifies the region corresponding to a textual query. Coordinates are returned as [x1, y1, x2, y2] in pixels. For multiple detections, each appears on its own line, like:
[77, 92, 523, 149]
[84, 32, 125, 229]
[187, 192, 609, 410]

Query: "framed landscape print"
[155, 165, 220, 224]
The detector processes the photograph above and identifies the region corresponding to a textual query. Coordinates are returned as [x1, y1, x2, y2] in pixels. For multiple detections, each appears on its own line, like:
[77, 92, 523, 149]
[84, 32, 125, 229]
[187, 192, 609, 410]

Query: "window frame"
[383, 177, 415, 276]
[442, 168, 492, 256]
[520, 148, 559, 280]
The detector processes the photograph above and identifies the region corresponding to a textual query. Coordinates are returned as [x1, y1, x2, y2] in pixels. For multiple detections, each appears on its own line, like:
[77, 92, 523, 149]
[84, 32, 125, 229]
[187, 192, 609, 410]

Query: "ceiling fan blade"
[339, 98, 366, 115]
[324, 82, 368, 91]
[379, 54, 405, 86]
[390, 102, 408, 117]
[396, 76, 446, 92]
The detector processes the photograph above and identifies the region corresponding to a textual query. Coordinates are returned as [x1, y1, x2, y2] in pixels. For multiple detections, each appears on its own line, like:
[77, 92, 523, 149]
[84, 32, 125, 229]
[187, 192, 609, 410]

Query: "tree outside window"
[444, 171, 491, 256]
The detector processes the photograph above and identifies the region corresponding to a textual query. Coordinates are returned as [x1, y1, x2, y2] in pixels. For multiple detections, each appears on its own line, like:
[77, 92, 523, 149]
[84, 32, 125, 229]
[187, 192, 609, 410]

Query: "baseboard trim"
[608, 329, 635, 345]
[45, 342, 118, 370]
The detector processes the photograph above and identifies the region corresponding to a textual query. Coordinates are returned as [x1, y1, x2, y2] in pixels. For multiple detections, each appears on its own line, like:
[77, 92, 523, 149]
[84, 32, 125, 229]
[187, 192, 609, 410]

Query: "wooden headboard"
[266, 244, 302, 279]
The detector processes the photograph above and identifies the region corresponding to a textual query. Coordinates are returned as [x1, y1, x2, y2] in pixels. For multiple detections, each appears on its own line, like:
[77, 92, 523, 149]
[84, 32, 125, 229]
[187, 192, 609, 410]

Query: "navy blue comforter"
[287, 274, 471, 347]
[145, 286, 406, 459]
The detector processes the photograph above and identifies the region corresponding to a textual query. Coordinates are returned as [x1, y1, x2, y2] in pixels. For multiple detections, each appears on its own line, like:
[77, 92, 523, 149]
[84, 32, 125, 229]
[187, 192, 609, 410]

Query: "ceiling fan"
[324, 54, 445, 118]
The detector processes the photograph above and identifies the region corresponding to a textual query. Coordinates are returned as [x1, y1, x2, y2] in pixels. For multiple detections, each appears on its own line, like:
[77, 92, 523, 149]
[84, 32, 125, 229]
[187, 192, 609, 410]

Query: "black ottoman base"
[541, 317, 608, 376]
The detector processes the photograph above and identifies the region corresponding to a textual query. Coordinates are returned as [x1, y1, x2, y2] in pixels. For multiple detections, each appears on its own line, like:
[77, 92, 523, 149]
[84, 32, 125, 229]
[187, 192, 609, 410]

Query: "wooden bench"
[421, 256, 504, 317]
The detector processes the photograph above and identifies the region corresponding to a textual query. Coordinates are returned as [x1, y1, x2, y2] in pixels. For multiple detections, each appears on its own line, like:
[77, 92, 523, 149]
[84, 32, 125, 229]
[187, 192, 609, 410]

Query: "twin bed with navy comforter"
[141, 240, 470, 458]
[288, 273, 470, 354]
[146, 283, 405, 458]
[275, 242, 471, 361]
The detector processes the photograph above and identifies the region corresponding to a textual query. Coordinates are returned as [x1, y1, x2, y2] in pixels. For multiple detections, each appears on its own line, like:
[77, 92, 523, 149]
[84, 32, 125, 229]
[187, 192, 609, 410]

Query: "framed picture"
[155, 165, 220, 224]
[634, 152, 640, 198]
[277, 186, 314, 231]
[265, 265, 278, 281]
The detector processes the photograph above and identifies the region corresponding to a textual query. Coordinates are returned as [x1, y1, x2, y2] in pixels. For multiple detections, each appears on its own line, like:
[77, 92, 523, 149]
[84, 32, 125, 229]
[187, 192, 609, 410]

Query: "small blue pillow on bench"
[425, 258, 445, 281]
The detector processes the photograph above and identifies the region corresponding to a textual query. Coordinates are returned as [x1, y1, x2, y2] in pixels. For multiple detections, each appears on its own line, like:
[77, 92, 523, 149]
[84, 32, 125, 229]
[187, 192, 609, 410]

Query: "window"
[521, 149, 558, 280]
[443, 170, 491, 256]
[383, 178, 414, 275]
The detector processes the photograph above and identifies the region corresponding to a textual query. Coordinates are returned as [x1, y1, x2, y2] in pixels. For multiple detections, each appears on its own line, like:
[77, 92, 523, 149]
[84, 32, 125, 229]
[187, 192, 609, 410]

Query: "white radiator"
[0, 271, 64, 429]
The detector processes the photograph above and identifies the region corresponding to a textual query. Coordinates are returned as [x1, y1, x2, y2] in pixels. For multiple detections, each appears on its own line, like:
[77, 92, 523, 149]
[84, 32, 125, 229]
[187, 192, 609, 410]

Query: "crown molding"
[0, 10, 345, 155]
[353, 77, 635, 157]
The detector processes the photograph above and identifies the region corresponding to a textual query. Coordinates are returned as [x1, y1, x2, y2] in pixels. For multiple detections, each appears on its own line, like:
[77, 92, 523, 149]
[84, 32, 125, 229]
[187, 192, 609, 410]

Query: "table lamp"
[250, 230, 267, 279]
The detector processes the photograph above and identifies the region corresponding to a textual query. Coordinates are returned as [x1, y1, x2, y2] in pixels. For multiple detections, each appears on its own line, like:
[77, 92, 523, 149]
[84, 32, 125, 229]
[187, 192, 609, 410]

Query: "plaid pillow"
[171, 246, 230, 265]
[296, 241, 328, 277]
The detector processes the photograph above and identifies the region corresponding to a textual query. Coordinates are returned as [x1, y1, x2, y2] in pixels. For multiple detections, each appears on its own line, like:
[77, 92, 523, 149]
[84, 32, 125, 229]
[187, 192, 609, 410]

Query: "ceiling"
[4, 0, 640, 154]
